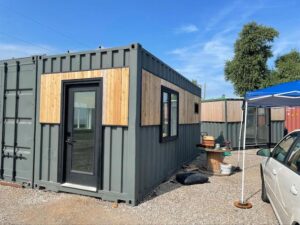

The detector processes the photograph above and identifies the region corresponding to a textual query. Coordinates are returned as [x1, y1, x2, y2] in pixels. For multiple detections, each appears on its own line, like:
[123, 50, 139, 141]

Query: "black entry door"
[64, 82, 101, 187]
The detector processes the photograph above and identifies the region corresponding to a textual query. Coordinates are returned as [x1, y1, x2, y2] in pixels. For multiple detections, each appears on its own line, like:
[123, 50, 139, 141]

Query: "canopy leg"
[236, 104, 244, 171]
[234, 101, 252, 209]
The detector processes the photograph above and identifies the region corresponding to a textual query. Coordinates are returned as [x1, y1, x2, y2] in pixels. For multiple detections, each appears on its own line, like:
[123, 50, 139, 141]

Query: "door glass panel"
[72, 91, 96, 173]
[162, 92, 169, 137]
[257, 108, 268, 144]
[170, 93, 178, 136]
[246, 108, 256, 145]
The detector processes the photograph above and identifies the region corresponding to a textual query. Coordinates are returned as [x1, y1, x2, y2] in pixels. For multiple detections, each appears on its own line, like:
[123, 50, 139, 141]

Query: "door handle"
[65, 137, 76, 145]
[290, 185, 298, 196]
[272, 169, 277, 175]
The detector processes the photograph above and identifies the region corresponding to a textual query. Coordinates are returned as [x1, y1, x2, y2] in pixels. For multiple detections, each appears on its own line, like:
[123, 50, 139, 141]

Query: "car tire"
[261, 166, 269, 203]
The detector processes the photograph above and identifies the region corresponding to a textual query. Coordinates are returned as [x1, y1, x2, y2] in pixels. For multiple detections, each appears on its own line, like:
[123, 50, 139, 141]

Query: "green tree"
[191, 79, 201, 87]
[225, 22, 279, 96]
[270, 50, 300, 84]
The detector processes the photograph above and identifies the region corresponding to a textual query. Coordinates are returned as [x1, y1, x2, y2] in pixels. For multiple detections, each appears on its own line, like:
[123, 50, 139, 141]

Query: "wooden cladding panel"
[40, 68, 129, 125]
[103, 68, 130, 125]
[271, 107, 285, 121]
[201, 101, 225, 122]
[201, 100, 285, 122]
[141, 70, 201, 126]
[226, 101, 243, 122]
[141, 70, 161, 125]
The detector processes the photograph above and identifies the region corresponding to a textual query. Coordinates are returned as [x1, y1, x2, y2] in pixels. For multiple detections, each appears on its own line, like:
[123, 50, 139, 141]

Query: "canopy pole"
[241, 101, 248, 203]
[236, 103, 244, 169]
[234, 101, 252, 209]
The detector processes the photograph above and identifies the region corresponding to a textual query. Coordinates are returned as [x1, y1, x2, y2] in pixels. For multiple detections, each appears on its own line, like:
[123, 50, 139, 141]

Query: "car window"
[272, 133, 298, 163]
[287, 139, 300, 175]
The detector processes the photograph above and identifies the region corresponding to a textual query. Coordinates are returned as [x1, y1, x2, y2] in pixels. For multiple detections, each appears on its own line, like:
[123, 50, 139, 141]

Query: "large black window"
[161, 86, 179, 142]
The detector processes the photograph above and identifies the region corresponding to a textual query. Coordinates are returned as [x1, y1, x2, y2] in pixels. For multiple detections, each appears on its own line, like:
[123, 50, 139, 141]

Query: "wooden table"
[196, 145, 231, 174]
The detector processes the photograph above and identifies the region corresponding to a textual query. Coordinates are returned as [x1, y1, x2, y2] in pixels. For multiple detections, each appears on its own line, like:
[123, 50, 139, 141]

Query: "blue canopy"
[245, 80, 300, 107]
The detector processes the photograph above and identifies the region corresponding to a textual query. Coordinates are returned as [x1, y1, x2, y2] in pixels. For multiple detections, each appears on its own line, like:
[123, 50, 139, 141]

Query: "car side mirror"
[257, 148, 271, 157]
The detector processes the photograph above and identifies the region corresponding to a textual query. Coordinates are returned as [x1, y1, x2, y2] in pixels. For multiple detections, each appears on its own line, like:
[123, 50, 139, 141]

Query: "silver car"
[258, 130, 300, 225]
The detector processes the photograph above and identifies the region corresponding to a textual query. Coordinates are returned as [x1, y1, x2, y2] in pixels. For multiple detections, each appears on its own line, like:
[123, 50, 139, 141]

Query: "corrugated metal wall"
[202, 121, 284, 148]
[0, 57, 37, 185]
[226, 123, 241, 148]
[136, 124, 200, 201]
[102, 127, 130, 195]
[271, 121, 284, 144]
[40, 48, 131, 74]
[37, 125, 59, 182]
[201, 122, 241, 148]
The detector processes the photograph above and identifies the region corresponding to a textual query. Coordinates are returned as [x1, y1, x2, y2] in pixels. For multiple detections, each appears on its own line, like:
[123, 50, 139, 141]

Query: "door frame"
[57, 78, 103, 190]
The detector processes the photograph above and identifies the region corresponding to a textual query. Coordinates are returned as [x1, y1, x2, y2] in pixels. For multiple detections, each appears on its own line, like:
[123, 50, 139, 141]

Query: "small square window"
[194, 103, 199, 114]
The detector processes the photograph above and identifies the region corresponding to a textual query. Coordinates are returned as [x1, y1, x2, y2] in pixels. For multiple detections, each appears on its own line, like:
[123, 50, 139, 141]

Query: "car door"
[264, 132, 298, 221]
[276, 137, 300, 225]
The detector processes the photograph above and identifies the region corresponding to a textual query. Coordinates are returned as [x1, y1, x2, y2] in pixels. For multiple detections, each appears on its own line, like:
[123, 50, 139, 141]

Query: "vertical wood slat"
[121, 68, 129, 125]
[141, 70, 201, 125]
[39, 68, 129, 125]
[226, 101, 243, 122]
[201, 101, 225, 122]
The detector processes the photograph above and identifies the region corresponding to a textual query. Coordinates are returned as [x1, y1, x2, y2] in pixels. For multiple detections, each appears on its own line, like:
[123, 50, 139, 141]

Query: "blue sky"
[1, 0, 300, 98]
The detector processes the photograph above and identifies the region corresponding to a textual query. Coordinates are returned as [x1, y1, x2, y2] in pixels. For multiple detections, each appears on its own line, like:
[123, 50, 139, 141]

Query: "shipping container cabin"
[201, 99, 285, 148]
[0, 43, 201, 205]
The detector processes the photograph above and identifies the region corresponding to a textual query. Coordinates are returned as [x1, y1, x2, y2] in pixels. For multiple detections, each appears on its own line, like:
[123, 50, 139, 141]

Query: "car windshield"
[272, 132, 298, 163]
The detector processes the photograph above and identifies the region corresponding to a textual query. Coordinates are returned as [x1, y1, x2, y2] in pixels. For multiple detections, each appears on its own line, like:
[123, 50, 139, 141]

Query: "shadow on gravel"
[245, 188, 261, 202]
[141, 152, 212, 203]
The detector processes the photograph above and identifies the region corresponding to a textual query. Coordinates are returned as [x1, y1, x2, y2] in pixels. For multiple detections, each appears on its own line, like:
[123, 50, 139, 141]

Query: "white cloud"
[273, 32, 300, 57]
[205, 0, 242, 31]
[168, 1, 271, 98]
[0, 43, 57, 60]
[175, 24, 199, 34]
[169, 37, 234, 98]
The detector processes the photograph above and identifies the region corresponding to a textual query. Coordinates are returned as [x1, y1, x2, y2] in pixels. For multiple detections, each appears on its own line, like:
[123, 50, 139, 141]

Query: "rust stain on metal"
[0, 181, 22, 188]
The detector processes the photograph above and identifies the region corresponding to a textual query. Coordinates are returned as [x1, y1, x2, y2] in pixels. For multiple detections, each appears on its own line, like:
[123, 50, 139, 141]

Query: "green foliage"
[270, 50, 300, 84]
[191, 79, 201, 87]
[225, 22, 279, 96]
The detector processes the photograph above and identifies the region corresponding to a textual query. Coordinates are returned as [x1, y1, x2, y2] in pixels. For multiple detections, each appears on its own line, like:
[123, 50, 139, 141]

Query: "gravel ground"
[0, 149, 278, 225]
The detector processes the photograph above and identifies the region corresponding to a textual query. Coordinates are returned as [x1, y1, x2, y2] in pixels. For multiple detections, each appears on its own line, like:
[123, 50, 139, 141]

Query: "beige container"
[202, 136, 215, 148]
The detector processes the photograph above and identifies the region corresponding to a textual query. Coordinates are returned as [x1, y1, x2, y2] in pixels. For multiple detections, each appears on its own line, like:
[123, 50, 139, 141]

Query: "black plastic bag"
[176, 172, 209, 185]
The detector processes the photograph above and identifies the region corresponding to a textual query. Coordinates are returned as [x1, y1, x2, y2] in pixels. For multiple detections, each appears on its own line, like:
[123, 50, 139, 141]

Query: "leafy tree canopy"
[225, 22, 279, 96]
[270, 50, 300, 84]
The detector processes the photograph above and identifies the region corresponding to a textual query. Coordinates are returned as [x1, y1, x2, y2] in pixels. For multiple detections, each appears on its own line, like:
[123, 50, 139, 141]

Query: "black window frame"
[160, 86, 179, 142]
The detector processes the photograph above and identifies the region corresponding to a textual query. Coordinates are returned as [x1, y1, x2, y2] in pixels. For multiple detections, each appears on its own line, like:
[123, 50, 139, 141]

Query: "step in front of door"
[61, 183, 97, 192]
